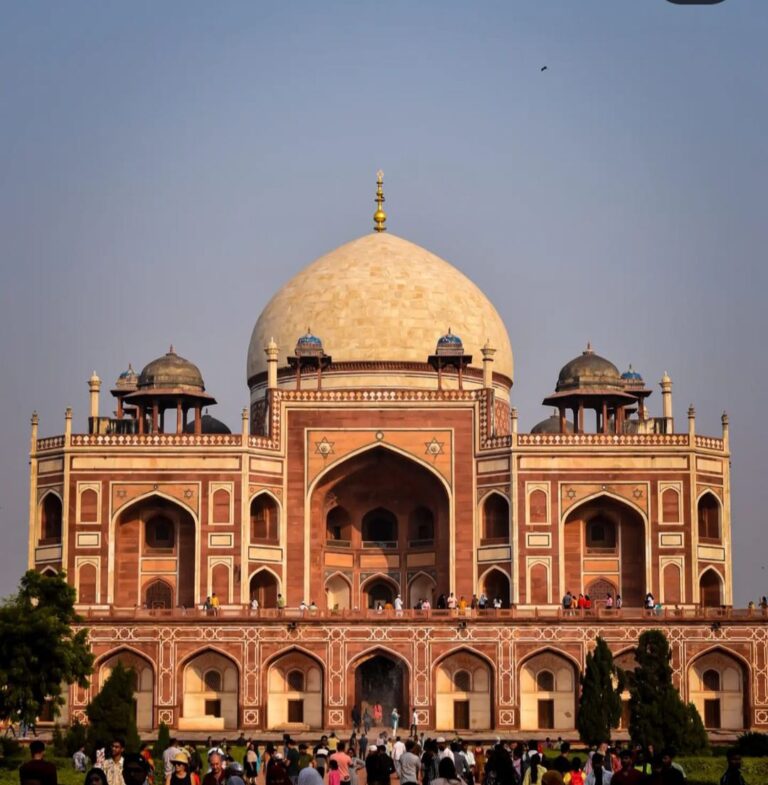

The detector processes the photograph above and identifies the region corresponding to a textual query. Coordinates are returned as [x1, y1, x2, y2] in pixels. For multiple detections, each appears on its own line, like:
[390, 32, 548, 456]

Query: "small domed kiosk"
[122, 347, 216, 434]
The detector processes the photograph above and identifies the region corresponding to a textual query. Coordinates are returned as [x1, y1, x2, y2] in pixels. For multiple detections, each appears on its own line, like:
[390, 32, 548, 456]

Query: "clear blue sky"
[1, 1, 766, 602]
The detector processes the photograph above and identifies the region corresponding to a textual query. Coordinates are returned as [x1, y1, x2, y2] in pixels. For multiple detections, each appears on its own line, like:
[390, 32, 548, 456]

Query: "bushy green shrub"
[737, 730, 768, 757]
[679, 755, 768, 783]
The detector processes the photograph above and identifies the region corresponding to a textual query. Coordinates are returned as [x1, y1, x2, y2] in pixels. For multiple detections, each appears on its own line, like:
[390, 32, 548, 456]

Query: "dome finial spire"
[373, 169, 387, 232]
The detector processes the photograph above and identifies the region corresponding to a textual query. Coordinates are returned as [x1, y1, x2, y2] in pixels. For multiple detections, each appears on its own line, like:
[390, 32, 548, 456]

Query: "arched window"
[80, 489, 98, 522]
[529, 490, 548, 524]
[287, 670, 305, 692]
[703, 669, 721, 691]
[698, 493, 721, 540]
[250, 570, 279, 608]
[483, 494, 510, 541]
[251, 495, 279, 542]
[212, 489, 230, 524]
[454, 670, 471, 692]
[408, 507, 435, 543]
[536, 671, 555, 691]
[78, 563, 97, 604]
[700, 569, 723, 607]
[586, 516, 616, 549]
[145, 579, 173, 609]
[326, 506, 351, 543]
[204, 670, 222, 692]
[662, 488, 680, 522]
[586, 579, 617, 603]
[362, 508, 398, 543]
[40, 494, 62, 544]
[145, 515, 174, 549]
[365, 578, 396, 609]
[482, 568, 511, 608]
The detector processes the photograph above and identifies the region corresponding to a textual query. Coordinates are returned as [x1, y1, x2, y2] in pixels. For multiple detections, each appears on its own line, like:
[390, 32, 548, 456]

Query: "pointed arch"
[481, 491, 510, 542]
[348, 645, 413, 676]
[249, 567, 281, 609]
[697, 491, 722, 540]
[39, 491, 63, 544]
[263, 645, 327, 727]
[177, 645, 242, 677]
[687, 646, 749, 730]
[528, 560, 552, 604]
[179, 647, 240, 730]
[360, 572, 400, 609]
[361, 507, 398, 542]
[250, 490, 281, 543]
[478, 566, 511, 607]
[564, 489, 647, 520]
[517, 646, 583, 674]
[262, 644, 327, 674]
[699, 567, 724, 607]
[308, 441, 452, 499]
[562, 492, 649, 607]
[433, 646, 495, 731]
[519, 647, 580, 731]
[113, 489, 197, 519]
[661, 487, 681, 522]
[325, 571, 352, 611]
[98, 647, 156, 729]
[408, 571, 437, 607]
[432, 645, 498, 676]
[109, 491, 199, 607]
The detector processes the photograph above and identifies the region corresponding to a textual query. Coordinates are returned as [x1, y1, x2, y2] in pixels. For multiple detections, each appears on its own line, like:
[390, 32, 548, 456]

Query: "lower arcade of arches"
[73, 621, 765, 733]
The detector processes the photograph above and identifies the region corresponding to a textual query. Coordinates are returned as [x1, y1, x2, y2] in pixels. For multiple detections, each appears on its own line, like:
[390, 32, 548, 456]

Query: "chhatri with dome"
[27, 174, 763, 735]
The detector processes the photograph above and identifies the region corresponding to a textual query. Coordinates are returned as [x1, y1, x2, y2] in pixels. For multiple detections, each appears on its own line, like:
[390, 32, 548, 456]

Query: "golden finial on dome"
[373, 169, 387, 233]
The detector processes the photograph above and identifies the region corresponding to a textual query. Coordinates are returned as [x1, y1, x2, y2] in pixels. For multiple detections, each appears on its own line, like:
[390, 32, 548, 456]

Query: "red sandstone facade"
[26, 226, 761, 734]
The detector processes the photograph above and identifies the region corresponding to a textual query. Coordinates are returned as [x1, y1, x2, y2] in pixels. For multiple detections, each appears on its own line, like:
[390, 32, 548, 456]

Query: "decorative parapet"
[36, 436, 65, 451]
[517, 433, 690, 447]
[695, 435, 725, 451]
[69, 433, 243, 447]
[274, 388, 481, 403]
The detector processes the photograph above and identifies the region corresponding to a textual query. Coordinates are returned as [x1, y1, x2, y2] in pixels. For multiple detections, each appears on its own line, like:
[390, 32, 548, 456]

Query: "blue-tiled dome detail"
[437, 331, 463, 346]
[621, 364, 643, 381]
[297, 331, 323, 348]
[435, 328, 465, 357]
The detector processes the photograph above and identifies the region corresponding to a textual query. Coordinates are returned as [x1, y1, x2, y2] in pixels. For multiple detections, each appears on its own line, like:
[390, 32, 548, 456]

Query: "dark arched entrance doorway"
[563, 495, 646, 607]
[363, 578, 397, 609]
[310, 446, 450, 609]
[115, 496, 196, 608]
[354, 654, 409, 727]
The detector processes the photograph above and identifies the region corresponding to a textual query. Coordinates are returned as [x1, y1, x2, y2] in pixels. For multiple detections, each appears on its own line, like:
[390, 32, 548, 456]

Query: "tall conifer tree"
[628, 629, 708, 754]
[577, 635, 622, 744]
[86, 661, 141, 755]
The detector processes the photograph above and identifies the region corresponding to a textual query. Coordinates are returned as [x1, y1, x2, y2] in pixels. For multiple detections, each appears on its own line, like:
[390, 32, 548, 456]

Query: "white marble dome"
[247, 232, 513, 386]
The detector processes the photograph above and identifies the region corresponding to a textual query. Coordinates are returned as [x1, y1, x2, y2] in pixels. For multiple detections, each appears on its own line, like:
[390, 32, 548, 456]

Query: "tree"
[154, 721, 171, 759]
[86, 661, 140, 755]
[577, 635, 623, 745]
[0, 570, 93, 726]
[627, 629, 709, 754]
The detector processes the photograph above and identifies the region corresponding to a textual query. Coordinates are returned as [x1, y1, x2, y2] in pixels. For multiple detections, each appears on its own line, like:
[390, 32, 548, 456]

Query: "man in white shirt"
[163, 739, 182, 778]
[437, 737, 454, 762]
[398, 740, 421, 785]
[394, 594, 404, 615]
[392, 736, 406, 777]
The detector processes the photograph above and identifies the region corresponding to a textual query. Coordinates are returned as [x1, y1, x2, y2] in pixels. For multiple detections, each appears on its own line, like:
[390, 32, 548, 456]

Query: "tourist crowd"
[17, 734, 748, 785]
